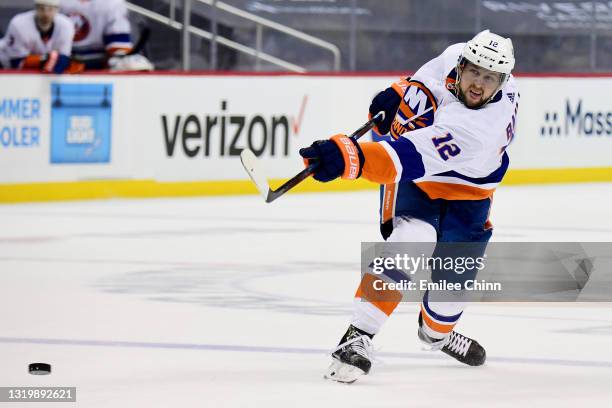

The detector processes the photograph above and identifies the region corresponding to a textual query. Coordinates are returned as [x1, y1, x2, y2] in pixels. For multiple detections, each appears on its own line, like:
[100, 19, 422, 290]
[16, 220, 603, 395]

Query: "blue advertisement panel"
[50, 83, 113, 164]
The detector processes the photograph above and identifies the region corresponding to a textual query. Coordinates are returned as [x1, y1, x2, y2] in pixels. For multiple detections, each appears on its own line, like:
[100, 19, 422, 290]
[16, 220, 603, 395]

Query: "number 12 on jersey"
[432, 132, 461, 160]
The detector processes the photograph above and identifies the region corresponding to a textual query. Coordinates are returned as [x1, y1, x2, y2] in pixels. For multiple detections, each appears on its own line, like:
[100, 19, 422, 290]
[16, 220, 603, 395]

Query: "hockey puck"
[28, 363, 51, 375]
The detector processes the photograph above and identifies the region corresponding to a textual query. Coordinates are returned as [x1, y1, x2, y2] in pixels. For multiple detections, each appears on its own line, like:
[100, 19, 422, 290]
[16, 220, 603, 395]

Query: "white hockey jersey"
[360, 43, 519, 201]
[60, 0, 132, 61]
[0, 38, 8, 68]
[1, 10, 74, 66]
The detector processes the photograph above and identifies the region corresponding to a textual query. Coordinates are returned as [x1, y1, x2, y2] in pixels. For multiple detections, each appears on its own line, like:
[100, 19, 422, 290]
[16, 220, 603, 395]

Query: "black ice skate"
[324, 325, 374, 384]
[418, 313, 486, 366]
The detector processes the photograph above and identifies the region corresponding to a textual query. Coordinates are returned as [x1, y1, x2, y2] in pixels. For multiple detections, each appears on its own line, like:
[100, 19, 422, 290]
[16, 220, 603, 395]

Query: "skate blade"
[323, 360, 365, 384]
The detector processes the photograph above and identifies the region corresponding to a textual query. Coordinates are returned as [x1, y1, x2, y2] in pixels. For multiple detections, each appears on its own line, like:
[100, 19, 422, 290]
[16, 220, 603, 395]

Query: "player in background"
[60, 0, 153, 71]
[299, 30, 519, 383]
[1, 0, 74, 74]
[0, 38, 7, 69]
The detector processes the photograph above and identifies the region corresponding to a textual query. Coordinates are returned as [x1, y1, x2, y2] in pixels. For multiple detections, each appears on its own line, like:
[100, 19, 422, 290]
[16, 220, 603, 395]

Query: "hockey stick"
[128, 27, 151, 56]
[241, 111, 385, 203]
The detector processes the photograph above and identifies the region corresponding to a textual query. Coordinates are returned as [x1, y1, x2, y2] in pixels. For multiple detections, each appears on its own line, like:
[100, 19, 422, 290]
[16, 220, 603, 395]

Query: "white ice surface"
[1, 183, 611, 407]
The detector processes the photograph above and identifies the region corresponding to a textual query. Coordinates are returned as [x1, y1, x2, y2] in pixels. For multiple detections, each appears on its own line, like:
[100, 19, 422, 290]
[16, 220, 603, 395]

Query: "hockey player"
[0, 38, 7, 69]
[1, 0, 74, 74]
[299, 30, 519, 383]
[60, 0, 152, 71]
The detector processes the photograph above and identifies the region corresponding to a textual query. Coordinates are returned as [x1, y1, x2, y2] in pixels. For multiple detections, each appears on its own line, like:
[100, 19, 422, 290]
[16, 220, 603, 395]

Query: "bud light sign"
[50, 83, 112, 164]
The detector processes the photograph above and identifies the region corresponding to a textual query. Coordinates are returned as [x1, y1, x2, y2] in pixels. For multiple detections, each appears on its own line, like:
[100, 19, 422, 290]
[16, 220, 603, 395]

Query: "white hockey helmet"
[461, 30, 515, 75]
[456, 30, 515, 107]
[35, 0, 60, 7]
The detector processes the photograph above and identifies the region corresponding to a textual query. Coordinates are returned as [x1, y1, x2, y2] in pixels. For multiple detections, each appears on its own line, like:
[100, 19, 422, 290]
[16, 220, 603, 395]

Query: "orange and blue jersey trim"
[415, 152, 509, 200]
[361, 138, 508, 201]
[361, 143, 398, 184]
[416, 181, 495, 200]
[391, 77, 411, 97]
[434, 152, 509, 186]
[361, 138, 426, 185]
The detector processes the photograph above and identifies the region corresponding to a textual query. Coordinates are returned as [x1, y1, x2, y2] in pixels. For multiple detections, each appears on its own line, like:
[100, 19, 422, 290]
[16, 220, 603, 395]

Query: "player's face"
[458, 63, 502, 108]
[35, 5, 58, 30]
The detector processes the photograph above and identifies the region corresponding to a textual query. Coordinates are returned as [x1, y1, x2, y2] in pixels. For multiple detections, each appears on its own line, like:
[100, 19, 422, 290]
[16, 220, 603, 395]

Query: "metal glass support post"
[474, 0, 482, 34]
[255, 24, 262, 71]
[182, 0, 192, 71]
[349, 0, 357, 71]
[590, 2, 597, 70]
[169, 0, 176, 23]
[211, 0, 218, 70]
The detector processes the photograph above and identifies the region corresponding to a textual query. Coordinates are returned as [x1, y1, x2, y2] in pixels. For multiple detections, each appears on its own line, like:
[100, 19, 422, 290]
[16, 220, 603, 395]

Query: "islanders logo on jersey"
[67, 13, 91, 42]
[390, 80, 437, 139]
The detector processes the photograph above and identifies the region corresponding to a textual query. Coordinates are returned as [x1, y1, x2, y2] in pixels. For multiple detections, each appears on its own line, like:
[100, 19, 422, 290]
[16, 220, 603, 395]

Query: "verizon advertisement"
[144, 75, 389, 181]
